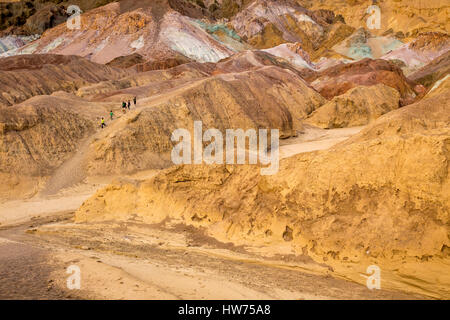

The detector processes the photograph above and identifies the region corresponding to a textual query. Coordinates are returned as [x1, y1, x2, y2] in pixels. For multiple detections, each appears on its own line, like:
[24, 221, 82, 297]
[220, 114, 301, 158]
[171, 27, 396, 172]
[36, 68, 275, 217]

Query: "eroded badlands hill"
[0, 51, 326, 198]
[300, 0, 449, 35]
[0, 54, 133, 107]
[0, 92, 106, 199]
[85, 65, 326, 175]
[8, 0, 244, 64]
[2, 0, 448, 77]
[76, 86, 450, 298]
[305, 84, 401, 128]
[0, 0, 449, 299]
[308, 58, 418, 104]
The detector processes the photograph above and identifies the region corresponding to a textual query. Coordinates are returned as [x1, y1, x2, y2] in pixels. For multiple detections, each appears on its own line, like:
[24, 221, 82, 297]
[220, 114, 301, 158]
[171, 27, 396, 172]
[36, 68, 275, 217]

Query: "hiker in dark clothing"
[127, 100, 131, 110]
[133, 96, 137, 106]
[122, 101, 127, 113]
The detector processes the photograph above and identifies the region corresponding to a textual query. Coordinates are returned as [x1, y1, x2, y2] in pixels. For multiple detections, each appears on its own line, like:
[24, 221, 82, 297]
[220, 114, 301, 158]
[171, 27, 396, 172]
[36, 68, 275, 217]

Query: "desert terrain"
[0, 0, 448, 300]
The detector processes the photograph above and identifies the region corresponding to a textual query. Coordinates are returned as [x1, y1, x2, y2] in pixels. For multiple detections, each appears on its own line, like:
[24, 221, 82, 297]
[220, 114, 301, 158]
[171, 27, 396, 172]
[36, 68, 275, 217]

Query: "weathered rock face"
[212, 49, 313, 77]
[75, 61, 215, 99]
[425, 75, 450, 98]
[9, 0, 246, 64]
[305, 84, 400, 128]
[408, 32, 450, 52]
[167, 0, 210, 19]
[231, 0, 324, 49]
[301, 0, 450, 36]
[135, 55, 192, 72]
[229, 0, 355, 60]
[105, 53, 146, 69]
[0, 92, 104, 199]
[0, 34, 39, 54]
[3, 0, 447, 83]
[332, 28, 404, 60]
[75, 86, 450, 274]
[0, 0, 119, 36]
[0, 94, 94, 175]
[0, 0, 43, 35]
[342, 86, 450, 143]
[23, 3, 68, 35]
[0, 0, 253, 36]
[309, 58, 417, 105]
[169, 0, 254, 19]
[75, 50, 316, 100]
[381, 32, 450, 75]
[408, 50, 450, 88]
[4, 0, 449, 39]
[0, 54, 134, 107]
[106, 52, 191, 71]
[310, 21, 355, 61]
[85, 65, 326, 175]
[262, 42, 314, 69]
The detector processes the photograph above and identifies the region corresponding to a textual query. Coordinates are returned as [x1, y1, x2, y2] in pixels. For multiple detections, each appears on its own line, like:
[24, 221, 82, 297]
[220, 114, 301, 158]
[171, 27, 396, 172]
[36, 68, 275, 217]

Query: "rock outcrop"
[332, 28, 404, 60]
[0, 92, 105, 199]
[301, 0, 450, 36]
[309, 58, 417, 105]
[0, 0, 118, 36]
[0, 34, 39, 54]
[12, 0, 242, 64]
[230, 0, 325, 51]
[305, 84, 400, 128]
[408, 50, 450, 88]
[106, 53, 147, 69]
[230, 0, 357, 61]
[382, 32, 450, 75]
[426, 75, 450, 98]
[75, 50, 317, 100]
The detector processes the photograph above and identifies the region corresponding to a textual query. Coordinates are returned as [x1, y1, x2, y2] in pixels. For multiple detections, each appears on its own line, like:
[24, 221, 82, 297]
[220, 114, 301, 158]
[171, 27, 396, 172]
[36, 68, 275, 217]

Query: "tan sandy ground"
[280, 125, 365, 159]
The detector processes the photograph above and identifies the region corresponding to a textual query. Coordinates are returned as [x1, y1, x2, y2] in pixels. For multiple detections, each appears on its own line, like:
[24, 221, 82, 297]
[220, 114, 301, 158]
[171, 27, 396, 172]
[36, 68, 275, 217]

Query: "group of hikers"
[101, 96, 137, 129]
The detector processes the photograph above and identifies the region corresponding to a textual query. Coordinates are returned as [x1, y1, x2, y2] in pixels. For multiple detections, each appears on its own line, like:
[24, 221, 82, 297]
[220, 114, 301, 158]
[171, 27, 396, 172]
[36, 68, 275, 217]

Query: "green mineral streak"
[382, 39, 403, 55]
[194, 20, 241, 41]
[348, 45, 373, 60]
